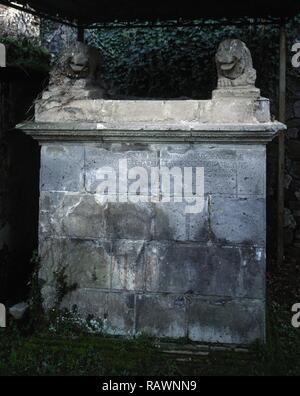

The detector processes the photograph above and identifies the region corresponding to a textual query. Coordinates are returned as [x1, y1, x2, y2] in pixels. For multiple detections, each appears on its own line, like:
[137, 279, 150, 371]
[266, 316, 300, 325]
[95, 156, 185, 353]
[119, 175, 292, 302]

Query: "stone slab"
[135, 294, 186, 339]
[210, 197, 266, 246]
[40, 145, 84, 192]
[144, 242, 265, 299]
[187, 297, 265, 344]
[39, 238, 111, 291]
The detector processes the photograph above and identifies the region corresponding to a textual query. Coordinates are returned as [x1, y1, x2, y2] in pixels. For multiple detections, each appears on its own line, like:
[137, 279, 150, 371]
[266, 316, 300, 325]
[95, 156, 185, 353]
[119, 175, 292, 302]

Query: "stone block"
[144, 242, 265, 299]
[40, 192, 156, 241]
[210, 197, 266, 246]
[187, 297, 265, 344]
[136, 294, 186, 338]
[154, 200, 209, 242]
[107, 201, 154, 240]
[39, 192, 109, 239]
[111, 240, 145, 291]
[85, 145, 158, 195]
[106, 292, 135, 336]
[41, 145, 84, 192]
[9, 302, 29, 320]
[160, 145, 237, 196]
[61, 289, 108, 320]
[236, 147, 266, 197]
[62, 289, 135, 336]
[210, 97, 264, 123]
[106, 100, 200, 123]
[39, 238, 111, 290]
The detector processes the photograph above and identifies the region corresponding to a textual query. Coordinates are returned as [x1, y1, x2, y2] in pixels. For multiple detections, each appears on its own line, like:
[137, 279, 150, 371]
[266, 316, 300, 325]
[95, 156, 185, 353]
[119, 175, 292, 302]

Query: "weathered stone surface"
[85, 144, 158, 195]
[39, 192, 109, 239]
[108, 202, 154, 240]
[136, 294, 186, 338]
[41, 286, 57, 310]
[39, 238, 111, 290]
[61, 289, 108, 320]
[39, 192, 155, 241]
[41, 145, 84, 192]
[160, 145, 237, 196]
[254, 98, 272, 123]
[20, 121, 283, 144]
[62, 289, 135, 336]
[210, 98, 269, 123]
[210, 197, 266, 246]
[215, 39, 257, 90]
[9, 302, 29, 320]
[36, 138, 268, 344]
[154, 200, 209, 242]
[111, 240, 145, 291]
[187, 297, 265, 344]
[35, 96, 273, 124]
[24, 78, 281, 344]
[144, 242, 265, 299]
[236, 147, 266, 197]
[106, 293, 135, 336]
[36, 138, 269, 344]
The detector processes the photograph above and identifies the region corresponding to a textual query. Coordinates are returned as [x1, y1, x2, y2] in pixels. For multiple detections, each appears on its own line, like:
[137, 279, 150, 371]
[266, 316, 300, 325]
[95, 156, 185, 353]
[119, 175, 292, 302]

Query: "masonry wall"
[39, 141, 267, 344]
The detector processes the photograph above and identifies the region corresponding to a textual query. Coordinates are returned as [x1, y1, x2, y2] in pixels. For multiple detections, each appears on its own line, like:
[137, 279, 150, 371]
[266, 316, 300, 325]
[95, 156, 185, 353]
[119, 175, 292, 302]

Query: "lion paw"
[218, 78, 232, 88]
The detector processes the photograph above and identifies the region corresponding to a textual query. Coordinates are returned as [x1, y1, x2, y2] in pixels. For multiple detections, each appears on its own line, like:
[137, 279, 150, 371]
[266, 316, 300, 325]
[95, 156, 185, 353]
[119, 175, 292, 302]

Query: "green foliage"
[0, 36, 50, 73]
[0, 305, 299, 375]
[53, 266, 78, 307]
[0, 255, 299, 375]
[26, 252, 44, 331]
[40, 16, 300, 109]
[86, 23, 282, 102]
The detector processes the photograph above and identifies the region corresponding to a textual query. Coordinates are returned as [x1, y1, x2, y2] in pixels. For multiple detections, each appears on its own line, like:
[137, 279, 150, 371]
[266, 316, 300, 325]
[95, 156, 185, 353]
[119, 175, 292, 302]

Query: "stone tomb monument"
[18, 39, 284, 344]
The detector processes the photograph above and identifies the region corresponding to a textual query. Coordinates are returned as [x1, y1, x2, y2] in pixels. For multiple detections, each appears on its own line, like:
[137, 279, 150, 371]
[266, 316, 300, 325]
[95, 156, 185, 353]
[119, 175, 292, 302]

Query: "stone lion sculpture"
[36, 41, 113, 113]
[216, 39, 257, 89]
[50, 41, 104, 86]
[38, 40, 111, 103]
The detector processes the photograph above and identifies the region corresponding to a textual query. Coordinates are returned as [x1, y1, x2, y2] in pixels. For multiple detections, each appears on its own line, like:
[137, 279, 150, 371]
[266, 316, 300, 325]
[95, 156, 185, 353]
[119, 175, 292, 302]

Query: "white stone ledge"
[17, 121, 284, 144]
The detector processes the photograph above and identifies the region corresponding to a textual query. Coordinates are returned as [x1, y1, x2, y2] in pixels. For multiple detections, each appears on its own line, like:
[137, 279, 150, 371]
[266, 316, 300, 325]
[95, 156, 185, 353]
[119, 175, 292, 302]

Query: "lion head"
[216, 39, 253, 81]
[50, 41, 103, 86]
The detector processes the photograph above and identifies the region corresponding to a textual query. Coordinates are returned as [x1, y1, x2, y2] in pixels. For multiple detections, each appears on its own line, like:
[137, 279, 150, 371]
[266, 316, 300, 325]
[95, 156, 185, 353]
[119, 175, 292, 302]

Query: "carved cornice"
[17, 121, 285, 145]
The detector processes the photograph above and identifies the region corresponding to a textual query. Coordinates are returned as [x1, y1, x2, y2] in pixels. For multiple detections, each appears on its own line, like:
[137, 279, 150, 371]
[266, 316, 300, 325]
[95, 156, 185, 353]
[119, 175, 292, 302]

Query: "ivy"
[85, 23, 281, 101]
[0, 36, 50, 73]
[40, 17, 300, 107]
